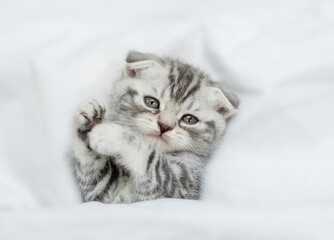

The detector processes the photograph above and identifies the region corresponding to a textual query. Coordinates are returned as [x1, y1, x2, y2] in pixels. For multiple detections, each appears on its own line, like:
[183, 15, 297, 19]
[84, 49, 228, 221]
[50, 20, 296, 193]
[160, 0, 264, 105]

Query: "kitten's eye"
[182, 115, 198, 124]
[144, 96, 159, 109]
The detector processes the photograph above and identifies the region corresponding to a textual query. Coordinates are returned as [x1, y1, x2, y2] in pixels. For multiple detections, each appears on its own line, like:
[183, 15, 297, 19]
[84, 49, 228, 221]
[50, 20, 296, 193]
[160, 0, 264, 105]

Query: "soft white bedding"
[1, 0, 334, 239]
[2, 200, 334, 240]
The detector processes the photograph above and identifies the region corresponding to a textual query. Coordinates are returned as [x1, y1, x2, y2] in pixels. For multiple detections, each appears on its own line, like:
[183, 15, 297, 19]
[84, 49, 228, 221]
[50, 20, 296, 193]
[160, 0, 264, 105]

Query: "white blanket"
[1, 0, 334, 239]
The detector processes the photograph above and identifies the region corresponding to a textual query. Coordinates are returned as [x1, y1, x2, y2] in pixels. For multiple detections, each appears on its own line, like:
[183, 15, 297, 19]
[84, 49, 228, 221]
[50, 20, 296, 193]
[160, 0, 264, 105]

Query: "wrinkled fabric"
[0, 0, 334, 239]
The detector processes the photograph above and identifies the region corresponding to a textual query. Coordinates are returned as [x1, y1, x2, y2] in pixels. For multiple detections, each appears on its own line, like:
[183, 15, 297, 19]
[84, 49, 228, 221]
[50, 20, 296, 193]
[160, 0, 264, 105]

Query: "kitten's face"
[111, 52, 238, 155]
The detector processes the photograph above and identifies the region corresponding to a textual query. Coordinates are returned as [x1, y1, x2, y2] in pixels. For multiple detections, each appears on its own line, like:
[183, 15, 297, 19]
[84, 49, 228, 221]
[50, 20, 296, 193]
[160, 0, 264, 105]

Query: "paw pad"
[78, 99, 106, 131]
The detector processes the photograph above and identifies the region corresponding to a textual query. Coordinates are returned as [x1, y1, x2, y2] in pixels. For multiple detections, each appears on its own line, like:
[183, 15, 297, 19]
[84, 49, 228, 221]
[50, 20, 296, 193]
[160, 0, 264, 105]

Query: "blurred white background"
[1, 0, 334, 239]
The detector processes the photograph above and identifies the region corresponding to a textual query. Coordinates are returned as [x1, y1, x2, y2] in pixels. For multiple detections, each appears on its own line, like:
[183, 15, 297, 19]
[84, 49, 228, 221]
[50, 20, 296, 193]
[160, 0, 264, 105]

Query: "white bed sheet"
[2, 200, 334, 240]
[1, 0, 334, 239]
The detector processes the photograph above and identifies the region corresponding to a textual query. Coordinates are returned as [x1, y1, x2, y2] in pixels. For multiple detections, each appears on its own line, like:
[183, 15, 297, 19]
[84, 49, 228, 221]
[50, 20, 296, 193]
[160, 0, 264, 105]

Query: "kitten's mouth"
[149, 133, 169, 144]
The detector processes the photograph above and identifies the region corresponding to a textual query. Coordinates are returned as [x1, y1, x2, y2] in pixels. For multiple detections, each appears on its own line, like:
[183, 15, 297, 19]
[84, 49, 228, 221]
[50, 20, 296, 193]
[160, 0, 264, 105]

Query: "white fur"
[72, 52, 239, 203]
[89, 123, 152, 177]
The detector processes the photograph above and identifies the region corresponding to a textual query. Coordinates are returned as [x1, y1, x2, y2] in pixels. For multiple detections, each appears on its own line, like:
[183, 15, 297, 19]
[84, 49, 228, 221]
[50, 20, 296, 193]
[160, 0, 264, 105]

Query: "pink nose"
[158, 122, 173, 134]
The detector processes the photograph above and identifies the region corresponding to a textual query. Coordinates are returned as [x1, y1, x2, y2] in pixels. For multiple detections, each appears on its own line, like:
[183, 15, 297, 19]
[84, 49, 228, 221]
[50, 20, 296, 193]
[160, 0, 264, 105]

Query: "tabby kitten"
[72, 51, 239, 203]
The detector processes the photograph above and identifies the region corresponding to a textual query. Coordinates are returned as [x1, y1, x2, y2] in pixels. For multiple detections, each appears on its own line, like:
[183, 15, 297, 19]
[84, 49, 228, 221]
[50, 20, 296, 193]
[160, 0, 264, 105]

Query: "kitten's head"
[110, 51, 239, 155]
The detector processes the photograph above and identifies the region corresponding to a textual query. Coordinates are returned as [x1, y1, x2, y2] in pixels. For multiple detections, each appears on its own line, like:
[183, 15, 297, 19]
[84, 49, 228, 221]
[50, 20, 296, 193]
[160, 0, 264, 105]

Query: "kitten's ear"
[123, 60, 157, 78]
[209, 82, 240, 118]
[123, 50, 165, 78]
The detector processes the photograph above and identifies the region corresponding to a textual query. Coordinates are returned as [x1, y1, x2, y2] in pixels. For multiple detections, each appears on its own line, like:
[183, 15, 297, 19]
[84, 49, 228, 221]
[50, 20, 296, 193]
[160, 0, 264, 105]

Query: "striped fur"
[71, 51, 239, 203]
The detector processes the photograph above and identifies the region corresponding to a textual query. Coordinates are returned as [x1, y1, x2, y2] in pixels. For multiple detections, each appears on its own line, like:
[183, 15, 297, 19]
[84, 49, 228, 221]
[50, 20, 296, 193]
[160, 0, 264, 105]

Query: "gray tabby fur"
[71, 50, 239, 203]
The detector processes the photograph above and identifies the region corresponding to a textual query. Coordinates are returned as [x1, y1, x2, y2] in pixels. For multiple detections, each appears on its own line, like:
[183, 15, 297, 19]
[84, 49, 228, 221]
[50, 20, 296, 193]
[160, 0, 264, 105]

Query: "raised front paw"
[75, 99, 106, 140]
[88, 123, 123, 156]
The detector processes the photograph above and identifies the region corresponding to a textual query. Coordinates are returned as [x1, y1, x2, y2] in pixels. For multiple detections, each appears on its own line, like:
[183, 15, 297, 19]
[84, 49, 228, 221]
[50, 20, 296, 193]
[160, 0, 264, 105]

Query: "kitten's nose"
[158, 122, 173, 135]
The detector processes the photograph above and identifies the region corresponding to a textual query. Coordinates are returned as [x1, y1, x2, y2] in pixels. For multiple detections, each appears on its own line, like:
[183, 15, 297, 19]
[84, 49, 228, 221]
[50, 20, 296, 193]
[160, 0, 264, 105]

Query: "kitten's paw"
[89, 134, 111, 156]
[89, 123, 122, 156]
[77, 99, 106, 132]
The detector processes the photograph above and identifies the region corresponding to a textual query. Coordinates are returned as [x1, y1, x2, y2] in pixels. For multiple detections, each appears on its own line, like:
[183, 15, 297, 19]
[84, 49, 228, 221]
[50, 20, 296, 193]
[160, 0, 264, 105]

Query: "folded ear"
[209, 82, 240, 118]
[123, 50, 165, 78]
